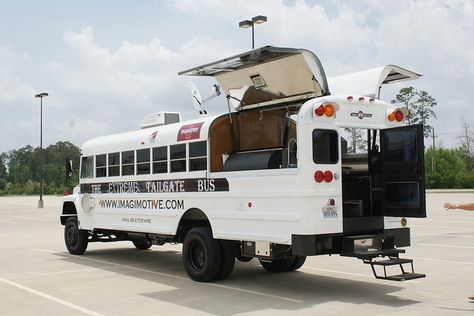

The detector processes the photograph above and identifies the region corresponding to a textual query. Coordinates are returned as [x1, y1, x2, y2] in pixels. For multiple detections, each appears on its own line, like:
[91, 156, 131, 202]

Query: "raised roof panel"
[179, 46, 329, 110]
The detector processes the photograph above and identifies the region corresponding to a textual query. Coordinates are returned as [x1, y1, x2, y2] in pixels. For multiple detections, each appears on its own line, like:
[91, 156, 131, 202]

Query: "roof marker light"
[347, 96, 354, 101]
[369, 98, 375, 103]
[359, 97, 365, 102]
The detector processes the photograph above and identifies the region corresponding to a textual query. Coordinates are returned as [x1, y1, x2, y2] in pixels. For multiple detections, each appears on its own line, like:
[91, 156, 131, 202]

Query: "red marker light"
[359, 97, 365, 102]
[347, 96, 354, 101]
[328, 198, 335, 206]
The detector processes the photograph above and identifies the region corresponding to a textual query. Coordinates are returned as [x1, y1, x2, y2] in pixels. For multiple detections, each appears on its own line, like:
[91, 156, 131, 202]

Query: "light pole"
[239, 15, 267, 49]
[35, 92, 48, 208]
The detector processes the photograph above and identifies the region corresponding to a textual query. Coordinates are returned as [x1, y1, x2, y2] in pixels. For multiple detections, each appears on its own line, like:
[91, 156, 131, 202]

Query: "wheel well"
[61, 201, 77, 225]
[176, 208, 212, 243]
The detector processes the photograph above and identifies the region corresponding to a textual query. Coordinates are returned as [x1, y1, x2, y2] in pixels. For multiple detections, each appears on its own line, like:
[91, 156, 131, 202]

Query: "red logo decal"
[177, 122, 204, 141]
[150, 131, 158, 143]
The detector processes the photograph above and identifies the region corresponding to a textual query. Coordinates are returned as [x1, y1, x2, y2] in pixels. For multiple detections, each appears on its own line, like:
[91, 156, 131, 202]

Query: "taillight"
[315, 104, 336, 117]
[314, 170, 324, 183]
[323, 171, 333, 182]
[315, 105, 325, 116]
[314, 170, 334, 183]
[395, 110, 404, 122]
[388, 110, 405, 122]
[324, 104, 334, 116]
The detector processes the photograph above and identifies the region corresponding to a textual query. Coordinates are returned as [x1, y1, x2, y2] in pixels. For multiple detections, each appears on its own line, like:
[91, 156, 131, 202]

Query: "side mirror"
[66, 158, 74, 180]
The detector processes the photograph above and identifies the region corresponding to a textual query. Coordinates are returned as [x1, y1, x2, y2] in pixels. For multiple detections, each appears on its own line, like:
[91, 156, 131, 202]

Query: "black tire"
[132, 239, 152, 250]
[288, 256, 306, 271]
[236, 253, 253, 262]
[64, 217, 88, 255]
[182, 227, 221, 282]
[215, 240, 236, 280]
[259, 257, 294, 273]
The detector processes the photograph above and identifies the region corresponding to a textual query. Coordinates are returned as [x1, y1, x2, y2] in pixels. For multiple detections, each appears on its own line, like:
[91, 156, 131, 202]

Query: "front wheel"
[64, 217, 88, 255]
[182, 227, 221, 282]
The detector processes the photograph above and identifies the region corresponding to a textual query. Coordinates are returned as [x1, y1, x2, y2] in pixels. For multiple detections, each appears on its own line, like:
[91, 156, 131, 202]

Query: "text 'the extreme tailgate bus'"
[61, 47, 426, 282]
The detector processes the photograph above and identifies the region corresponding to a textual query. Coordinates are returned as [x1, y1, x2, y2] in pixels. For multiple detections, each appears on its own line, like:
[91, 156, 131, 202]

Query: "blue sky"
[1, 0, 473, 152]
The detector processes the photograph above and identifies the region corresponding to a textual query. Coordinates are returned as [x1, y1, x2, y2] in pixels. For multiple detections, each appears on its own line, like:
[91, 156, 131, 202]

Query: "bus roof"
[178, 46, 329, 111]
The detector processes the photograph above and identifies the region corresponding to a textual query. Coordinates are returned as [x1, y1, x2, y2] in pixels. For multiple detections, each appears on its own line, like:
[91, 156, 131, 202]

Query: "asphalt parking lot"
[0, 192, 473, 315]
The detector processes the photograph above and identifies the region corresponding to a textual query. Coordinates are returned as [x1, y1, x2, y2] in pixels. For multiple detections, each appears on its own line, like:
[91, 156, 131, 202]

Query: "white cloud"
[2, 0, 474, 152]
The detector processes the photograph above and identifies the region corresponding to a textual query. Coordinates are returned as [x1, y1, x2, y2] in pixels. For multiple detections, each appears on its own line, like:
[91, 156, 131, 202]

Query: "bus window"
[170, 144, 186, 172]
[80, 156, 94, 178]
[313, 129, 338, 164]
[153, 146, 168, 174]
[96, 154, 106, 177]
[137, 148, 151, 175]
[189, 141, 207, 171]
[122, 150, 135, 176]
[108, 152, 120, 177]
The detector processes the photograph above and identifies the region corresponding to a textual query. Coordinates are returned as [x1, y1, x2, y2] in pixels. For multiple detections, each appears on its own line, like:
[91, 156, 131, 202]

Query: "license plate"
[322, 206, 339, 218]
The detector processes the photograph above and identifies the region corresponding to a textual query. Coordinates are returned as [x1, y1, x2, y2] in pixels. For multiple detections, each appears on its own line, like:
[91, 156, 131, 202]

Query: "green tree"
[457, 120, 474, 171]
[425, 147, 473, 188]
[412, 90, 437, 138]
[0, 152, 7, 180]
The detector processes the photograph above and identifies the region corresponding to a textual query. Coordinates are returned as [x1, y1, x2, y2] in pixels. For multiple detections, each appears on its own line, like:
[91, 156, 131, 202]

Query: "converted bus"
[61, 47, 426, 282]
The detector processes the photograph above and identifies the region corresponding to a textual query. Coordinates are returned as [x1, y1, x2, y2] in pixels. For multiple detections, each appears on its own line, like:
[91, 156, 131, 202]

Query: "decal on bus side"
[81, 178, 229, 194]
[177, 122, 204, 141]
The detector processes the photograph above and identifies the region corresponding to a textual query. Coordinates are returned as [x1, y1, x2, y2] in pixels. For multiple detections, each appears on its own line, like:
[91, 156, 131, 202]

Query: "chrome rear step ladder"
[363, 255, 426, 281]
[343, 235, 426, 281]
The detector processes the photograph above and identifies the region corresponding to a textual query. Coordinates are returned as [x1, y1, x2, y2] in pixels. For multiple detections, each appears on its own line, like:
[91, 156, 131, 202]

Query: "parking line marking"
[0, 220, 17, 224]
[413, 243, 474, 249]
[411, 257, 474, 266]
[0, 277, 105, 316]
[412, 232, 474, 238]
[302, 266, 372, 278]
[31, 249, 303, 304]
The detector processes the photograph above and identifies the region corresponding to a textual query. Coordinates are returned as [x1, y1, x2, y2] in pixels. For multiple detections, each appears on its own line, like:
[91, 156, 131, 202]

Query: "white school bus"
[61, 46, 426, 282]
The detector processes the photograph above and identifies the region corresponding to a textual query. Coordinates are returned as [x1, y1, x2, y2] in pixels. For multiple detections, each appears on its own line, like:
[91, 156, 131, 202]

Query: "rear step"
[342, 234, 426, 281]
[365, 256, 426, 281]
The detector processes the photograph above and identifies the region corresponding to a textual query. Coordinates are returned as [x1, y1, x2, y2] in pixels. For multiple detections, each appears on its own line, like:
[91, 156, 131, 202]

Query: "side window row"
[81, 141, 207, 178]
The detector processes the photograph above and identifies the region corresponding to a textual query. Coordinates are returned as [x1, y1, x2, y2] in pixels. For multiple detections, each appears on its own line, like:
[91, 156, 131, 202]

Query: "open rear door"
[380, 124, 426, 218]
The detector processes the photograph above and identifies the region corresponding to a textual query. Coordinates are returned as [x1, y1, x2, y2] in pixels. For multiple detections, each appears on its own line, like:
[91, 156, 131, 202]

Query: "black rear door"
[380, 124, 426, 218]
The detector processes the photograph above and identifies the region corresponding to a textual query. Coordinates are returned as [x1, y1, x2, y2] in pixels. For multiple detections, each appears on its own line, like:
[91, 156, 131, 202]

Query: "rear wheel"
[132, 239, 152, 250]
[215, 240, 236, 280]
[259, 257, 294, 273]
[182, 227, 221, 282]
[64, 217, 88, 255]
[288, 256, 306, 271]
[236, 253, 253, 262]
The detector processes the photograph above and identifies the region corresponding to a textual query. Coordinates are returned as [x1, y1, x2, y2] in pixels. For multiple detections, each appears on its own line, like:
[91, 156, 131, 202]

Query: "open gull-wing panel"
[328, 65, 422, 98]
[179, 46, 329, 110]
